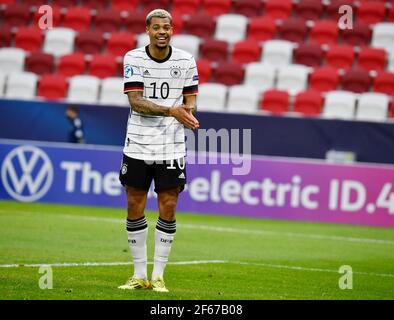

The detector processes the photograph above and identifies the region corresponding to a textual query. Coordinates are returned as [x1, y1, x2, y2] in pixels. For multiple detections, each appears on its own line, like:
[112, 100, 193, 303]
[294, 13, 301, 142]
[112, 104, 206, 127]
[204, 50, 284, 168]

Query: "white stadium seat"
[5, 72, 38, 100]
[355, 92, 390, 122]
[136, 33, 149, 48]
[0, 48, 26, 74]
[214, 14, 248, 44]
[261, 40, 295, 66]
[388, 51, 394, 72]
[322, 91, 357, 120]
[99, 77, 129, 107]
[372, 23, 394, 53]
[244, 63, 276, 93]
[171, 34, 200, 58]
[197, 83, 228, 111]
[0, 73, 5, 97]
[43, 27, 76, 57]
[227, 85, 261, 113]
[67, 75, 100, 104]
[276, 64, 310, 94]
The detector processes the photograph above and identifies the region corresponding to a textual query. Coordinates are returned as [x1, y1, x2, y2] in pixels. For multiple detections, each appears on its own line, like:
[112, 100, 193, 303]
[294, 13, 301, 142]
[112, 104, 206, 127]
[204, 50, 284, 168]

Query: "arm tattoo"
[127, 92, 171, 116]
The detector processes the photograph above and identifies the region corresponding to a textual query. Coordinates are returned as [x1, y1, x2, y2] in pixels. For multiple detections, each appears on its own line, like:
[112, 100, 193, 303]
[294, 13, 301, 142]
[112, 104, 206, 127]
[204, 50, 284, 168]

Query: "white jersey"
[123, 45, 199, 161]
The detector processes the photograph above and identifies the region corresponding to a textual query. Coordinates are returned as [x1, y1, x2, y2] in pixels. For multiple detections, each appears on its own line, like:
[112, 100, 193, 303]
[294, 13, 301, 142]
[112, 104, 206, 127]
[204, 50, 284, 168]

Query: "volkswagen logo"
[1, 145, 53, 202]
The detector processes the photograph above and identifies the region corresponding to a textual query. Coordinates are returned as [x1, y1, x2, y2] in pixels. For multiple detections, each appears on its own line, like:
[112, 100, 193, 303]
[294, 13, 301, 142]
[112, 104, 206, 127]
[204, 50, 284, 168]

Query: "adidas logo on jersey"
[178, 173, 185, 179]
[143, 70, 151, 76]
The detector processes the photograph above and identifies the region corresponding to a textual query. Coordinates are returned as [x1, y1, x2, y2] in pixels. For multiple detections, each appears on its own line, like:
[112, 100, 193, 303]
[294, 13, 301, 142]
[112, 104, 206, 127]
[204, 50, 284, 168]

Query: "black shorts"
[119, 154, 187, 193]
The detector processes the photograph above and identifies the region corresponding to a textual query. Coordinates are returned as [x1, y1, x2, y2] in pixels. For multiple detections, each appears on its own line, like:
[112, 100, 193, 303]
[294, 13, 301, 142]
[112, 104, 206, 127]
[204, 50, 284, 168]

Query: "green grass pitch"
[0, 200, 393, 300]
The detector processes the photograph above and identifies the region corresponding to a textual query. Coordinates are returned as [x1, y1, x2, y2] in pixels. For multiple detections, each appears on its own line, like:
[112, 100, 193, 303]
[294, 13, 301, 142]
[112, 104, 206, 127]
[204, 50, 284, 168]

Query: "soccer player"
[118, 9, 199, 293]
[65, 105, 85, 144]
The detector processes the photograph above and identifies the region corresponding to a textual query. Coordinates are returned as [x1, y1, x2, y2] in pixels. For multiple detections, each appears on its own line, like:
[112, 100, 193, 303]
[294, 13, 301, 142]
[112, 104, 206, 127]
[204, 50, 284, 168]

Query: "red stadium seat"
[247, 16, 277, 41]
[170, 12, 184, 35]
[231, 40, 261, 64]
[58, 53, 86, 77]
[200, 38, 228, 62]
[142, 0, 170, 13]
[373, 72, 394, 96]
[341, 68, 372, 93]
[310, 20, 339, 45]
[389, 5, 394, 22]
[26, 51, 54, 75]
[264, 0, 293, 20]
[63, 7, 92, 32]
[201, 0, 232, 17]
[80, 0, 109, 9]
[293, 43, 324, 67]
[325, 44, 355, 71]
[0, 26, 13, 47]
[233, 0, 263, 18]
[14, 27, 43, 52]
[172, 0, 201, 15]
[358, 47, 387, 72]
[33, 4, 62, 28]
[295, 0, 323, 21]
[196, 59, 212, 83]
[293, 90, 323, 116]
[214, 62, 244, 86]
[89, 54, 117, 79]
[184, 14, 215, 38]
[94, 9, 122, 33]
[309, 67, 340, 92]
[123, 11, 147, 35]
[357, 1, 386, 25]
[326, 0, 356, 20]
[260, 89, 289, 114]
[4, 4, 32, 27]
[20, 0, 51, 5]
[75, 31, 104, 54]
[54, 0, 78, 7]
[111, 0, 139, 12]
[279, 18, 309, 44]
[107, 32, 136, 57]
[341, 22, 372, 46]
[0, 0, 16, 4]
[37, 74, 68, 100]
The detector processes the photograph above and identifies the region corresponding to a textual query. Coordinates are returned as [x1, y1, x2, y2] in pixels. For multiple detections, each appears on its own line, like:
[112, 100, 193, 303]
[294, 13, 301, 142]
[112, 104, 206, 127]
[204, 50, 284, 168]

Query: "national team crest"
[170, 65, 181, 78]
[121, 164, 128, 175]
[124, 65, 133, 78]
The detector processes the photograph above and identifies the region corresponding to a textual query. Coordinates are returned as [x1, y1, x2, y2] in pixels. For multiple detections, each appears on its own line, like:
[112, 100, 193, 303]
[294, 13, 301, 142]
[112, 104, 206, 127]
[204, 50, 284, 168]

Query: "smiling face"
[146, 17, 173, 49]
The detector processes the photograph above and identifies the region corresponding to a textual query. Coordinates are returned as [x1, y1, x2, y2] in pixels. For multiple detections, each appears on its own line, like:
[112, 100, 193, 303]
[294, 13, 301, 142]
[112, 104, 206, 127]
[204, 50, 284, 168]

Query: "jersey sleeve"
[123, 53, 144, 94]
[182, 57, 199, 96]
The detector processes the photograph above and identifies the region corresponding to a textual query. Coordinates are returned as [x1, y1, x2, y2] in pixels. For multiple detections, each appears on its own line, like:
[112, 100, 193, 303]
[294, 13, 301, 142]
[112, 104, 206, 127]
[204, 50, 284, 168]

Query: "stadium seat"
[264, 0, 292, 20]
[341, 22, 372, 46]
[388, 51, 394, 72]
[0, 73, 5, 97]
[142, 0, 170, 13]
[37, 74, 68, 100]
[196, 59, 212, 83]
[26, 51, 54, 75]
[63, 7, 92, 32]
[4, 4, 31, 27]
[67, 75, 100, 104]
[341, 68, 372, 93]
[55, 0, 78, 7]
[0, 48, 26, 74]
[389, 4, 394, 22]
[260, 89, 290, 114]
[247, 16, 277, 42]
[276, 64, 310, 94]
[58, 53, 86, 77]
[244, 62, 276, 93]
[373, 71, 394, 96]
[200, 38, 228, 62]
[326, 0, 356, 20]
[325, 44, 355, 71]
[136, 33, 149, 48]
[43, 28, 76, 57]
[372, 23, 394, 52]
[5, 72, 38, 100]
[293, 90, 323, 116]
[111, 0, 139, 11]
[322, 91, 357, 120]
[0, 26, 12, 47]
[33, 4, 62, 28]
[171, 12, 185, 35]
[310, 21, 339, 45]
[357, 1, 386, 25]
[233, 0, 263, 18]
[309, 67, 340, 92]
[171, 34, 201, 58]
[227, 85, 261, 113]
[75, 31, 104, 54]
[357, 47, 387, 72]
[231, 40, 261, 64]
[214, 14, 248, 44]
[295, 0, 323, 21]
[107, 32, 136, 57]
[80, 0, 109, 9]
[99, 77, 129, 106]
[278, 18, 309, 44]
[123, 11, 149, 35]
[89, 54, 117, 79]
[0, 0, 16, 4]
[14, 27, 43, 52]
[197, 83, 228, 111]
[184, 14, 215, 39]
[94, 9, 122, 33]
[214, 62, 244, 86]
[293, 43, 323, 67]
[201, 0, 232, 16]
[355, 92, 390, 122]
[172, 0, 201, 15]
[261, 40, 295, 67]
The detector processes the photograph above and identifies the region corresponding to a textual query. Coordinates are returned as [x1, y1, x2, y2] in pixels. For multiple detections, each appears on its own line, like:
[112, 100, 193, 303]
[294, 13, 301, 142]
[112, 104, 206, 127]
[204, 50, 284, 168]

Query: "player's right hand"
[169, 106, 199, 130]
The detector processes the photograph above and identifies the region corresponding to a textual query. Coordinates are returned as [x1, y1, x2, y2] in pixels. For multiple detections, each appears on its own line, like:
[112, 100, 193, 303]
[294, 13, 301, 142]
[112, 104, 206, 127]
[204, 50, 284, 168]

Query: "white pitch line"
[0, 260, 393, 278]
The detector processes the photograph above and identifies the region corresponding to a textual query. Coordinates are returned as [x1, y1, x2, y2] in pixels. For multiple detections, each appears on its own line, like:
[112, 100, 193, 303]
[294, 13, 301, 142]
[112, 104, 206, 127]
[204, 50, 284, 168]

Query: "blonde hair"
[146, 9, 172, 26]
